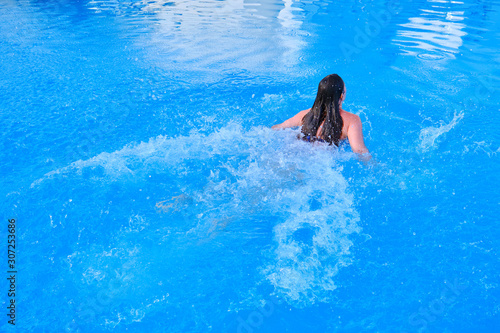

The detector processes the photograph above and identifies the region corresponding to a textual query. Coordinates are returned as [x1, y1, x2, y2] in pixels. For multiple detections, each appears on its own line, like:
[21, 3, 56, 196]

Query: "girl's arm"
[347, 115, 369, 155]
[271, 109, 310, 130]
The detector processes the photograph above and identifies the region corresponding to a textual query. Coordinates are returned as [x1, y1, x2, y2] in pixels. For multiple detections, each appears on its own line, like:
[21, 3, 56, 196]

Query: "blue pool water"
[1, 0, 499, 332]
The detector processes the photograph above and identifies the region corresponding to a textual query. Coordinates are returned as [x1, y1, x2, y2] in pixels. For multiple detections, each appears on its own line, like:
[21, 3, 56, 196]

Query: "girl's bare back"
[272, 108, 369, 154]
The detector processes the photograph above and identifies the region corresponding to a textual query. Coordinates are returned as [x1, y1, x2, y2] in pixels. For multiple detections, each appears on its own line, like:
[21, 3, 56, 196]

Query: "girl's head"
[301, 74, 345, 145]
[317, 74, 345, 105]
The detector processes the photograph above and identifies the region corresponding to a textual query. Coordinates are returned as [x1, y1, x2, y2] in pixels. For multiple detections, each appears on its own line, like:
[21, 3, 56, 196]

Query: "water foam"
[31, 124, 362, 310]
[260, 150, 361, 306]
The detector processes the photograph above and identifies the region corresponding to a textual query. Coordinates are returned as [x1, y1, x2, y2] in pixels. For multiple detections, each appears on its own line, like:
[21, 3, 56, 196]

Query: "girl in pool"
[272, 74, 370, 155]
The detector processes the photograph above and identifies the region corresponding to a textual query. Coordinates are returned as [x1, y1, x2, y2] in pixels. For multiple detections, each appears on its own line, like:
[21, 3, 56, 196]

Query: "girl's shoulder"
[340, 109, 361, 125]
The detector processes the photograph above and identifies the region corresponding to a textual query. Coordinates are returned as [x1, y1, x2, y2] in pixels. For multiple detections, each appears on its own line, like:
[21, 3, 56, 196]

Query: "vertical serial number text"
[7, 218, 16, 326]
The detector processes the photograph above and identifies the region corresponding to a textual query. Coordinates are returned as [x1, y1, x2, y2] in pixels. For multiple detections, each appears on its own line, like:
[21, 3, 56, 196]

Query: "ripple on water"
[417, 52, 447, 61]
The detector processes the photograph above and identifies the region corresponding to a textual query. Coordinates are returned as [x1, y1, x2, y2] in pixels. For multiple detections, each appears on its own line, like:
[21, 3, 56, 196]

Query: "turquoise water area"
[1, 0, 499, 332]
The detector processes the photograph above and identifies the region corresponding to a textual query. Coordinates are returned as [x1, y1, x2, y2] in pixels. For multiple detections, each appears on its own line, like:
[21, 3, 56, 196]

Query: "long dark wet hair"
[301, 74, 345, 146]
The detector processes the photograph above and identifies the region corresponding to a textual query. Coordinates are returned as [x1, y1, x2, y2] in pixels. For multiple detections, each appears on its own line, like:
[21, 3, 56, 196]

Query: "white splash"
[32, 124, 361, 308]
[419, 112, 464, 151]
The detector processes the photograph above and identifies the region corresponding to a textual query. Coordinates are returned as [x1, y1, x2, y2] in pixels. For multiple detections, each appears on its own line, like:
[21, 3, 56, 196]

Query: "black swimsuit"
[303, 135, 326, 143]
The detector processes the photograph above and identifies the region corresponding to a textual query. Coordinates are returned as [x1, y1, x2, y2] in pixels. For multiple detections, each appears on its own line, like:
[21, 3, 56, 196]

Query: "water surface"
[1, 0, 499, 332]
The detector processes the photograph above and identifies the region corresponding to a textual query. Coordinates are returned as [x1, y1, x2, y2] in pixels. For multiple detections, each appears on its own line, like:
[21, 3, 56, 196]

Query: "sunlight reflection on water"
[393, 0, 467, 59]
